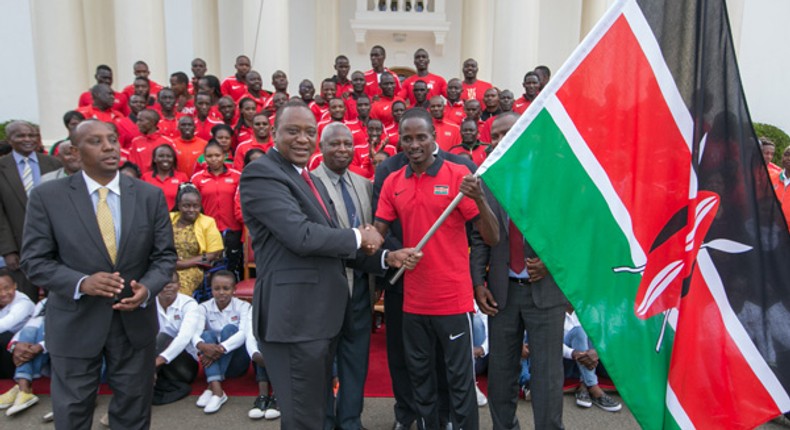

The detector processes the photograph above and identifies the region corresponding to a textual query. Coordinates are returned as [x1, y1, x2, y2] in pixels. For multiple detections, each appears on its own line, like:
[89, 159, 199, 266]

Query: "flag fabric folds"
[477, 0, 790, 428]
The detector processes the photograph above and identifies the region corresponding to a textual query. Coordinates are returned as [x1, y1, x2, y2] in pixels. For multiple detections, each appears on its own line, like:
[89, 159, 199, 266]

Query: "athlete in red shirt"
[141, 143, 189, 209]
[513, 71, 541, 114]
[448, 118, 489, 167]
[198, 75, 223, 106]
[154, 88, 182, 139]
[499, 89, 515, 113]
[77, 84, 139, 149]
[384, 100, 406, 149]
[309, 79, 337, 122]
[368, 118, 396, 157]
[271, 70, 289, 97]
[170, 72, 195, 115]
[429, 96, 461, 151]
[364, 45, 402, 99]
[190, 58, 208, 95]
[373, 108, 498, 430]
[128, 109, 176, 175]
[193, 124, 235, 174]
[370, 73, 402, 129]
[398, 49, 447, 106]
[194, 93, 221, 141]
[480, 88, 502, 121]
[461, 58, 492, 103]
[343, 71, 368, 121]
[463, 99, 490, 143]
[234, 98, 258, 148]
[233, 113, 273, 171]
[78, 65, 130, 116]
[191, 140, 243, 275]
[121, 60, 163, 101]
[242, 70, 272, 112]
[443, 78, 466, 126]
[332, 55, 353, 97]
[221, 55, 252, 102]
[173, 116, 208, 177]
[534, 65, 551, 90]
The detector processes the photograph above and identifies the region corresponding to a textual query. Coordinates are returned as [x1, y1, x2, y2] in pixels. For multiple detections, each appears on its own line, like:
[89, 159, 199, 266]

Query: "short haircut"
[0, 268, 14, 283]
[523, 71, 539, 82]
[210, 269, 237, 286]
[400, 107, 434, 132]
[320, 122, 352, 147]
[170, 72, 189, 85]
[96, 64, 112, 74]
[371, 45, 386, 56]
[534, 65, 551, 77]
[134, 76, 150, 85]
[335, 55, 349, 63]
[760, 137, 776, 148]
[119, 161, 142, 178]
[63, 110, 86, 127]
[139, 109, 160, 123]
[273, 99, 309, 130]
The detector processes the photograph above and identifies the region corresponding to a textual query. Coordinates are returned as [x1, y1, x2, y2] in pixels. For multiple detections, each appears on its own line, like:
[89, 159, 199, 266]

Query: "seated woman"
[170, 184, 224, 296]
[0, 293, 45, 416]
[142, 144, 189, 209]
[156, 272, 203, 387]
[0, 269, 35, 380]
[193, 270, 251, 414]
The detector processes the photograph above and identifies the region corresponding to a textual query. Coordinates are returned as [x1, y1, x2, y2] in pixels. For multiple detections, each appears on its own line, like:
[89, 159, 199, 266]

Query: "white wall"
[738, 0, 790, 135]
[0, 0, 39, 124]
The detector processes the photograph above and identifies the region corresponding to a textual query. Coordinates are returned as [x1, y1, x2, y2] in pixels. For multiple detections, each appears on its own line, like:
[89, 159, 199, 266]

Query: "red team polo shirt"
[370, 96, 402, 129]
[220, 76, 248, 102]
[375, 158, 479, 315]
[241, 91, 272, 112]
[79, 90, 130, 116]
[128, 132, 176, 175]
[172, 136, 208, 177]
[76, 106, 140, 149]
[194, 116, 222, 142]
[142, 170, 189, 210]
[191, 167, 242, 232]
[233, 138, 273, 171]
[398, 73, 447, 107]
[363, 69, 402, 99]
[512, 96, 533, 115]
[448, 143, 489, 167]
[461, 80, 493, 104]
[443, 100, 466, 126]
[432, 118, 462, 151]
[156, 115, 182, 140]
[122, 80, 163, 101]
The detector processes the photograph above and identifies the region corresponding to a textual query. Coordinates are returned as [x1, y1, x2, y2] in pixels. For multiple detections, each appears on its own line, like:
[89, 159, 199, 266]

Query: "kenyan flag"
[478, 0, 790, 428]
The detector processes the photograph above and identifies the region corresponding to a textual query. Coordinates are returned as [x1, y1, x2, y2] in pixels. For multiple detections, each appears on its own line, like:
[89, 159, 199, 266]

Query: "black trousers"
[155, 332, 198, 384]
[50, 311, 156, 430]
[385, 290, 451, 427]
[0, 331, 14, 378]
[223, 229, 243, 279]
[403, 312, 478, 430]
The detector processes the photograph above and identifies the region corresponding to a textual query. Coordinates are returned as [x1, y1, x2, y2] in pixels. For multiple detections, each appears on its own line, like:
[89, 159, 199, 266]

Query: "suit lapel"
[269, 150, 334, 226]
[314, 168, 346, 228]
[350, 174, 372, 225]
[67, 174, 114, 266]
[0, 156, 27, 207]
[116, 175, 136, 261]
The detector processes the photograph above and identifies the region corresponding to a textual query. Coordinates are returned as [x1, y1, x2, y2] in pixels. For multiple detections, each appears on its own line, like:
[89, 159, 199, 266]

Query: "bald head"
[490, 112, 520, 148]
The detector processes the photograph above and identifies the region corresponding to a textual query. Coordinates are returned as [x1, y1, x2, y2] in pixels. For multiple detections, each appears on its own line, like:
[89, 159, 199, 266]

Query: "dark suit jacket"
[470, 183, 566, 310]
[20, 173, 176, 357]
[240, 150, 383, 343]
[372, 149, 477, 292]
[0, 153, 61, 256]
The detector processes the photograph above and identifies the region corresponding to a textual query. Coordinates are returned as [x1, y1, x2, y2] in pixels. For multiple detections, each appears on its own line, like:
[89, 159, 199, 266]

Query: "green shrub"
[754, 122, 790, 164]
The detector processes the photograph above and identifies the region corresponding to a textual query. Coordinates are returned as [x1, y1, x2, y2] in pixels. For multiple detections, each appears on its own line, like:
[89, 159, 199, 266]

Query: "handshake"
[358, 224, 423, 270]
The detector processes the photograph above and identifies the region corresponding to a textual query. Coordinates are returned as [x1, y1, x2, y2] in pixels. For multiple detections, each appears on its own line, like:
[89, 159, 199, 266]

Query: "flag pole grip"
[389, 190, 466, 285]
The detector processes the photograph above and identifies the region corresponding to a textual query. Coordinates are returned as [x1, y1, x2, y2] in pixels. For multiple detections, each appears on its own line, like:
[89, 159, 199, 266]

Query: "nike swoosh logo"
[449, 332, 465, 341]
[394, 189, 406, 196]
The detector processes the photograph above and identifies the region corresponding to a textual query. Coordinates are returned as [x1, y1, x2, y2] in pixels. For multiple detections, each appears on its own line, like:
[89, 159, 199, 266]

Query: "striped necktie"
[21, 157, 33, 195]
[97, 187, 117, 264]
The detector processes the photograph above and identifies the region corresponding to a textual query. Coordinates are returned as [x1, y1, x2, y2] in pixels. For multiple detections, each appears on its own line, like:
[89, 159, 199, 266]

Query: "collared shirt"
[12, 150, 41, 188]
[0, 290, 34, 334]
[319, 164, 362, 228]
[157, 293, 203, 362]
[194, 297, 251, 354]
[83, 171, 122, 245]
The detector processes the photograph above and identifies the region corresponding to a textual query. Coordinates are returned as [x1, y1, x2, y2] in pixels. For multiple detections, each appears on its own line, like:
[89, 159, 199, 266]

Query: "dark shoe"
[591, 393, 622, 412]
[575, 388, 592, 408]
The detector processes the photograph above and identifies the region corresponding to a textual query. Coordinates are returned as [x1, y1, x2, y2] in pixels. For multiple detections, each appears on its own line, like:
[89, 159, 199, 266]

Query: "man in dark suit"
[471, 113, 567, 429]
[0, 121, 61, 301]
[313, 123, 378, 429]
[21, 119, 176, 430]
[240, 101, 419, 428]
[372, 126, 478, 430]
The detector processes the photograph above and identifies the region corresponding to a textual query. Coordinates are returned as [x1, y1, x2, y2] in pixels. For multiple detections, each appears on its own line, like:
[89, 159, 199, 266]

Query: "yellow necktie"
[97, 187, 117, 264]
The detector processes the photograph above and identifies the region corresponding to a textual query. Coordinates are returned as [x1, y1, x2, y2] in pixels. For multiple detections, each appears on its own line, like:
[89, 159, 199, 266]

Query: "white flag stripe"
[476, 0, 629, 177]
[697, 249, 790, 411]
[666, 384, 695, 430]
[545, 95, 647, 268]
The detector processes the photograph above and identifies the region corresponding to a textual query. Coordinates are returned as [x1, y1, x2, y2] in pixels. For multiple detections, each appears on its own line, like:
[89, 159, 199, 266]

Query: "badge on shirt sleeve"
[231, 315, 239, 322]
[434, 185, 449, 195]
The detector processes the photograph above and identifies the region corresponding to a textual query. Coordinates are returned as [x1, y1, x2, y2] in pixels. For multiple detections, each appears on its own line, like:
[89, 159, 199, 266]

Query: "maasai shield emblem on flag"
[477, 0, 790, 428]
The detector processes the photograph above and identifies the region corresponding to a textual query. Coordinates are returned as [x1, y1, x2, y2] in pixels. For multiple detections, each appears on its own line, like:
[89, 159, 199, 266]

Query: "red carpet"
[0, 326, 399, 397]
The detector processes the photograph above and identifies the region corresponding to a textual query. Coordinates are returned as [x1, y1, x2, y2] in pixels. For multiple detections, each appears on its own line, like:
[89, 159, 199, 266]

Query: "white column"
[163, 0, 195, 74]
[81, 0, 118, 76]
[246, 0, 290, 80]
[491, 0, 538, 93]
[192, 0, 221, 76]
[580, 0, 614, 39]
[536, 0, 583, 77]
[460, 0, 493, 81]
[113, 0, 168, 86]
[314, 0, 340, 81]
[30, 0, 88, 141]
[216, 1, 244, 78]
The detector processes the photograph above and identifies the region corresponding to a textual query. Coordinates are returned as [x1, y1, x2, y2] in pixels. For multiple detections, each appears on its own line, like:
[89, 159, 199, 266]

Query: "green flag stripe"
[480, 108, 673, 429]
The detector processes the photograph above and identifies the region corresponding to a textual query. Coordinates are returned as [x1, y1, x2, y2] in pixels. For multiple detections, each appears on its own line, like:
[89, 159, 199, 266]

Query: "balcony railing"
[351, 0, 450, 54]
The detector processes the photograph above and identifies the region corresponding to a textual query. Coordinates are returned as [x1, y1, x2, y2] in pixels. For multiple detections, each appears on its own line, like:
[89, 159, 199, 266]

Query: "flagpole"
[388, 189, 467, 285]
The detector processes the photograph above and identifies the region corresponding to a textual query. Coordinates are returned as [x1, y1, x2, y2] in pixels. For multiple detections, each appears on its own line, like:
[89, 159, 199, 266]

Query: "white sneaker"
[42, 411, 54, 422]
[203, 393, 227, 414]
[6, 391, 39, 416]
[264, 396, 281, 419]
[475, 383, 488, 407]
[248, 395, 267, 419]
[196, 389, 213, 408]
